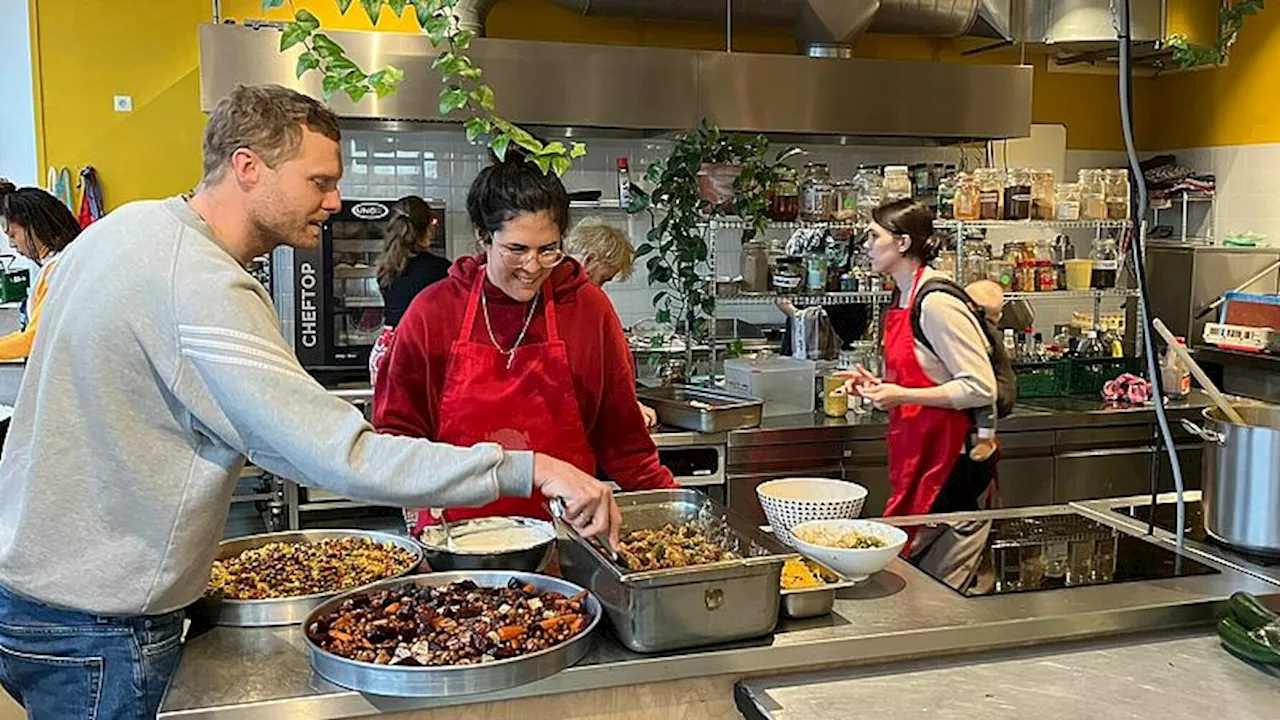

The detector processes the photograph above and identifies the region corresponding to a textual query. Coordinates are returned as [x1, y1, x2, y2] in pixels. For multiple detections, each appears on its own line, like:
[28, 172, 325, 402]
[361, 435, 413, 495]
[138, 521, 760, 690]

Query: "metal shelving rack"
[1149, 190, 1215, 244]
[696, 216, 1139, 371]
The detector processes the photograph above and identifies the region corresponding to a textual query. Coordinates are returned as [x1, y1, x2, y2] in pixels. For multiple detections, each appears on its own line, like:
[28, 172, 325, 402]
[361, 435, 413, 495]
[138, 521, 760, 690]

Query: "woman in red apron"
[843, 199, 998, 517]
[374, 153, 677, 535]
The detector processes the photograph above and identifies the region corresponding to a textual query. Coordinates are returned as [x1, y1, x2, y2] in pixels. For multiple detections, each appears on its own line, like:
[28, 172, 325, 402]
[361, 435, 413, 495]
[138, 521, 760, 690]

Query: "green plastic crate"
[1014, 361, 1071, 399]
[1068, 357, 1140, 396]
[0, 268, 29, 304]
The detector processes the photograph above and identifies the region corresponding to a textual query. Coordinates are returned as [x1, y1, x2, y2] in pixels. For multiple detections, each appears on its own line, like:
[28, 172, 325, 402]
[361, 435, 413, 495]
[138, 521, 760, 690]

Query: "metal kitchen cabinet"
[726, 438, 846, 526]
[991, 431, 1056, 507]
[1054, 421, 1204, 502]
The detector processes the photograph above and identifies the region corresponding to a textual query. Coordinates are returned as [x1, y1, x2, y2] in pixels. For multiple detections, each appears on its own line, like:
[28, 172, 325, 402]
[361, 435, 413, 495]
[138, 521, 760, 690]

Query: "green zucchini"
[1228, 591, 1279, 631]
[1218, 616, 1280, 665]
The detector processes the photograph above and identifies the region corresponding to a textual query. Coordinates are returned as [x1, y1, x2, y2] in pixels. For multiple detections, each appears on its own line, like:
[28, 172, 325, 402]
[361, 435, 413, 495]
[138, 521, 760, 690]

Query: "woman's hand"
[857, 382, 913, 410]
[638, 402, 659, 428]
[835, 363, 881, 397]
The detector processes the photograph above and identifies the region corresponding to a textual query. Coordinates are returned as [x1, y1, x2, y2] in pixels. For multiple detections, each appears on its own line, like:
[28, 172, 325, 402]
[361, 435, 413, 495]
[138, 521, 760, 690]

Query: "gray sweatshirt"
[0, 198, 533, 615]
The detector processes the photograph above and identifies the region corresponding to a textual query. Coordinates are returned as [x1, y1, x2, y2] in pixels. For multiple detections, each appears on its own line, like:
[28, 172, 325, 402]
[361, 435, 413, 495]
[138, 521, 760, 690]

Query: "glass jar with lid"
[1104, 169, 1131, 221]
[767, 166, 800, 222]
[854, 168, 884, 222]
[1090, 238, 1119, 289]
[962, 239, 992, 285]
[952, 172, 980, 221]
[1030, 169, 1056, 220]
[801, 163, 834, 222]
[833, 180, 858, 221]
[1078, 169, 1107, 221]
[974, 168, 1003, 220]
[935, 174, 957, 220]
[1004, 168, 1032, 221]
[883, 165, 913, 202]
[740, 238, 770, 293]
[1054, 182, 1082, 221]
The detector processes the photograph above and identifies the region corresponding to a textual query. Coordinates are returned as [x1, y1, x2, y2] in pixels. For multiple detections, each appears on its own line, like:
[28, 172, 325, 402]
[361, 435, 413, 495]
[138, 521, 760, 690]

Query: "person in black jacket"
[369, 196, 451, 385]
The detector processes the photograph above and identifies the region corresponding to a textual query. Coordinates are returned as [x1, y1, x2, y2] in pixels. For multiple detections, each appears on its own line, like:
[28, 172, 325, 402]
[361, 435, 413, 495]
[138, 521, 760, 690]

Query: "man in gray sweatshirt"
[0, 84, 619, 718]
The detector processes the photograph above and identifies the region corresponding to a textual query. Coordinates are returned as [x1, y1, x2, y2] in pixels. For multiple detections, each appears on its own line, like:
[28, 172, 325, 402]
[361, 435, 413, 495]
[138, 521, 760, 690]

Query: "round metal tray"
[304, 571, 601, 697]
[198, 530, 424, 627]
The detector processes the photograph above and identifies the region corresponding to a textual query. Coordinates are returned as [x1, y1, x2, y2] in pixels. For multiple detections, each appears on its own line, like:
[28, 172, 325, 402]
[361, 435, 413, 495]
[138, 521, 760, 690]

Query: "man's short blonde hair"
[200, 84, 341, 188]
[566, 217, 635, 281]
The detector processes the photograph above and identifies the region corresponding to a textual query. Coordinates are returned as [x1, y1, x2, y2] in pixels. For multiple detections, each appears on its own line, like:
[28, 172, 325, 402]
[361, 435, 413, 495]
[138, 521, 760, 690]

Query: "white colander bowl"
[756, 477, 868, 547]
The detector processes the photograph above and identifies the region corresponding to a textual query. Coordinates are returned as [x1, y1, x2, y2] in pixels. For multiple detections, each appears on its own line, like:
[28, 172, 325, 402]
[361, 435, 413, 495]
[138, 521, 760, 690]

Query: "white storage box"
[724, 356, 816, 417]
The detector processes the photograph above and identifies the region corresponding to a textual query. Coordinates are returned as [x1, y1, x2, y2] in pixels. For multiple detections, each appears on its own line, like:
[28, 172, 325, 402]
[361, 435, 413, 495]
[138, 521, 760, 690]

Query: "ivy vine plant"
[627, 120, 801, 357]
[1165, 0, 1265, 68]
[263, 0, 585, 175]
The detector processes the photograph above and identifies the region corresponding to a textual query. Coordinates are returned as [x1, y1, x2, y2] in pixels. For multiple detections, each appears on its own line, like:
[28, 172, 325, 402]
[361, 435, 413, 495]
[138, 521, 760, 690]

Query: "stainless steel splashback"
[198, 23, 1032, 142]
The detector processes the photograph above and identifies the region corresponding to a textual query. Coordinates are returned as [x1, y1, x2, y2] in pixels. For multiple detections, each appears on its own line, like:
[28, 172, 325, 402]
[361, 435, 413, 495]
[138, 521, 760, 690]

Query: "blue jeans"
[0, 584, 183, 719]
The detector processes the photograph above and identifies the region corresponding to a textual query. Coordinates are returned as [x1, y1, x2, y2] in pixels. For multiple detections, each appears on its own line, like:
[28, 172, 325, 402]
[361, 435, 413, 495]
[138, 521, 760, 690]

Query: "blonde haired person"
[566, 217, 657, 427]
[566, 216, 635, 286]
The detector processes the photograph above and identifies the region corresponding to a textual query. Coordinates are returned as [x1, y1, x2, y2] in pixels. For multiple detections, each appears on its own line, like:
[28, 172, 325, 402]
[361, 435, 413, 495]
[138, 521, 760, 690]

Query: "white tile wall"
[1151, 142, 1280, 245]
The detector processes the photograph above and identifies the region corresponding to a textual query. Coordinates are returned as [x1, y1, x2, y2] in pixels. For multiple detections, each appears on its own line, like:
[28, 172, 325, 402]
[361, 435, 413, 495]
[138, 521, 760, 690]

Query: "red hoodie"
[373, 254, 676, 491]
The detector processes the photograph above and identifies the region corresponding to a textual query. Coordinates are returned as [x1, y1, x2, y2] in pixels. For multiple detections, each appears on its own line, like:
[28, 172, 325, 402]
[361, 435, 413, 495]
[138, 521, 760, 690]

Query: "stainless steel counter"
[735, 627, 1280, 719]
[161, 503, 1280, 719]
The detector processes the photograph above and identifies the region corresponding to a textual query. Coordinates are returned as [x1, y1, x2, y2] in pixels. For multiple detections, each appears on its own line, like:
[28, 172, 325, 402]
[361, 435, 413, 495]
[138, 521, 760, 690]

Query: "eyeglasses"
[496, 243, 565, 269]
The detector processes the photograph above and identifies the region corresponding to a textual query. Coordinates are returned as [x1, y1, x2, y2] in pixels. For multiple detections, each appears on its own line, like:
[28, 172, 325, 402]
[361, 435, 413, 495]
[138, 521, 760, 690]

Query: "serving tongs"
[547, 497, 619, 563]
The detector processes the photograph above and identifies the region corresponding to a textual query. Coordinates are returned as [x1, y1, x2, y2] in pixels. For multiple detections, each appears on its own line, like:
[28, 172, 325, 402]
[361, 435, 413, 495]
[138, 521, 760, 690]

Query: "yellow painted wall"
[31, 0, 209, 210]
[1146, 4, 1280, 149]
[33, 0, 1142, 209]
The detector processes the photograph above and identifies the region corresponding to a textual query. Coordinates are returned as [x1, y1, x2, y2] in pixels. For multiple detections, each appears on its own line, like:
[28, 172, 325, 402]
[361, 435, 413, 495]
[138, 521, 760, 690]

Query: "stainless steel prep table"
[734, 627, 1280, 720]
[161, 504, 1280, 719]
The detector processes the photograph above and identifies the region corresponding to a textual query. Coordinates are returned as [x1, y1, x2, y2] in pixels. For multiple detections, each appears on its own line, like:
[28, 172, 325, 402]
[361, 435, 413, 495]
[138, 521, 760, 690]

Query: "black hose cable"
[1115, 0, 1186, 547]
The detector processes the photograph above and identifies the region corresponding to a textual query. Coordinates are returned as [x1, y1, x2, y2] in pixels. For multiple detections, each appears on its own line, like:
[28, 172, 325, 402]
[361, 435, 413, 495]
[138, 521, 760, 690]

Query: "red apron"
[410, 273, 596, 531]
[882, 268, 975, 517]
[369, 326, 395, 388]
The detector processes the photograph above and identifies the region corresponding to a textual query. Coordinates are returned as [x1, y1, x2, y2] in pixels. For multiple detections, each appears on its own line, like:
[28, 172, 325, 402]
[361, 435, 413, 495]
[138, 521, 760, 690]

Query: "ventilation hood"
[198, 23, 1031, 142]
[547, 1, 1014, 56]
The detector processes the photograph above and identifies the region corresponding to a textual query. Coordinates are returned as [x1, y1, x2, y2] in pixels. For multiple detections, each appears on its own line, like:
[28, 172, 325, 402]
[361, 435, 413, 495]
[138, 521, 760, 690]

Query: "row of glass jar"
[770, 163, 922, 223]
[740, 237, 883, 294]
[940, 168, 1131, 222]
[936, 237, 1121, 292]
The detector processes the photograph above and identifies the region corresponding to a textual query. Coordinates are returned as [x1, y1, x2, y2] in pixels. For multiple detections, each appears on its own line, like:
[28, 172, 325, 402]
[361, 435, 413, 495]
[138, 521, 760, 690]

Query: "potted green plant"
[627, 120, 801, 376]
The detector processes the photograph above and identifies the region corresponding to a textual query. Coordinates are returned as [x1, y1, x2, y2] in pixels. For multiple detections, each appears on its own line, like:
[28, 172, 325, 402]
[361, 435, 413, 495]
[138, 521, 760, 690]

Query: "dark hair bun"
[0, 179, 16, 197]
[920, 234, 944, 264]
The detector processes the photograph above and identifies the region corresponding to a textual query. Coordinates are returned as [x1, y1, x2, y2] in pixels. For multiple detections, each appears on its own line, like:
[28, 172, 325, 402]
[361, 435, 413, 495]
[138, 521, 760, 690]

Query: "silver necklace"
[482, 289, 540, 370]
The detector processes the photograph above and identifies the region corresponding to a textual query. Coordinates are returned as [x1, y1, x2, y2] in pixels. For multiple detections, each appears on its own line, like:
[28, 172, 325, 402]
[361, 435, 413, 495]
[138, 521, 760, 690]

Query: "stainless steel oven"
[273, 198, 446, 382]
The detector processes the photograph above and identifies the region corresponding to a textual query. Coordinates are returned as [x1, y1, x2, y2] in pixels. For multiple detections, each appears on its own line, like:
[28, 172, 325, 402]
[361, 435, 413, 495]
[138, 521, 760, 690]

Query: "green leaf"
[635, 243, 654, 257]
[531, 156, 553, 175]
[328, 55, 358, 73]
[656, 309, 672, 324]
[469, 84, 496, 111]
[415, 2, 433, 28]
[295, 9, 321, 32]
[388, 0, 409, 15]
[280, 22, 311, 51]
[336, 0, 354, 12]
[569, 142, 587, 159]
[368, 66, 404, 97]
[345, 84, 370, 103]
[464, 116, 491, 143]
[312, 34, 345, 57]
[321, 73, 344, 99]
[432, 52, 464, 80]
[341, 68, 368, 84]
[424, 15, 450, 43]
[489, 133, 511, 161]
[459, 66, 484, 80]
[296, 51, 320, 78]
[550, 155, 572, 177]
[438, 86, 469, 115]
[454, 29, 475, 50]
[360, 0, 383, 24]
[262, 0, 287, 9]
[626, 193, 650, 214]
[537, 141, 567, 157]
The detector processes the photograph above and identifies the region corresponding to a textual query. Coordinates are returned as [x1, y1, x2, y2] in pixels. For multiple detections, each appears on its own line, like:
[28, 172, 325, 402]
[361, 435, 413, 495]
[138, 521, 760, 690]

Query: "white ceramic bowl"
[756, 478, 868, 547]
[788, 519, 908, 582]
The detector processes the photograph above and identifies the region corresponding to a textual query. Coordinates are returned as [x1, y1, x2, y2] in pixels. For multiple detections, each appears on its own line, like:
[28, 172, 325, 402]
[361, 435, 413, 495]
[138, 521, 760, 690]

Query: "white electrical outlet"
[113, 95, 133, 113]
